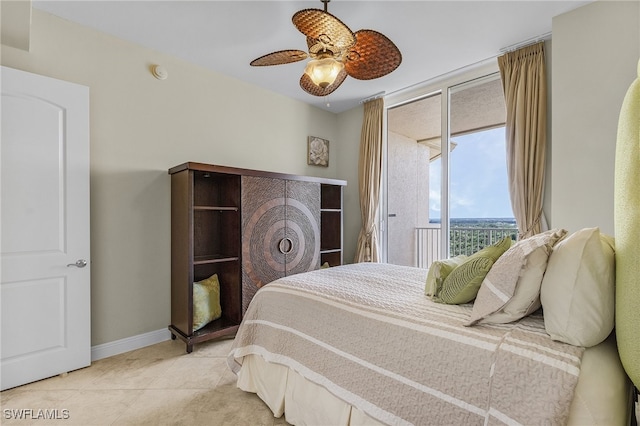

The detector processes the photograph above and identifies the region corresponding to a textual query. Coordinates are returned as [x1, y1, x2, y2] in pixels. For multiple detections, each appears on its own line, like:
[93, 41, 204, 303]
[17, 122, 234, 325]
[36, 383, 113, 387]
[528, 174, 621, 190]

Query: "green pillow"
[435, 237, 512, 304]
[193, 274, 222, 331]
[425, 255, 467, 298]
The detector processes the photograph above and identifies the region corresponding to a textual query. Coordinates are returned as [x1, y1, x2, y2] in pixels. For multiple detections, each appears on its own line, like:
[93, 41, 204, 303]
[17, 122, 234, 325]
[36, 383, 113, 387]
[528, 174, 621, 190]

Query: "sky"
[429, 127, 514, 219]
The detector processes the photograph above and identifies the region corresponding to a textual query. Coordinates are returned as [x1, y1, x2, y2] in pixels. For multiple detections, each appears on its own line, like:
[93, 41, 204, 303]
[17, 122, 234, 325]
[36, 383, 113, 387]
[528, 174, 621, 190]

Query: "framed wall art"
[307, 136, 329, 167]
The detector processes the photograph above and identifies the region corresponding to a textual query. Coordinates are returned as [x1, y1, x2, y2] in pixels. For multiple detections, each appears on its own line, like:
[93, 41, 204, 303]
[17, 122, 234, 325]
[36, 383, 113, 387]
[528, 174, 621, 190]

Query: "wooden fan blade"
[250, 50, 308, 66]
[345, 30, 402, 80]
[292, 9, 356, 53]
[300, 68, 348, 97]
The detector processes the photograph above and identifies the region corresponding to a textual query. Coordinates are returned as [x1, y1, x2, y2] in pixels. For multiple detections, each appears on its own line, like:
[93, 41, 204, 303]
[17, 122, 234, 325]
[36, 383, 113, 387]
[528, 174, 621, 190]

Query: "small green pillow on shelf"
[434, 236, 512, 305]
[193, 274, 222, 332]
[425, 255, 467, 298]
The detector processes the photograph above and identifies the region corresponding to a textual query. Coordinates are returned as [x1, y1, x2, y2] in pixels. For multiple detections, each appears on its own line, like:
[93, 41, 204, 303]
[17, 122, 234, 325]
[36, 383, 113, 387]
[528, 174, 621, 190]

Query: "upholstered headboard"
[614, 59, 640, 389]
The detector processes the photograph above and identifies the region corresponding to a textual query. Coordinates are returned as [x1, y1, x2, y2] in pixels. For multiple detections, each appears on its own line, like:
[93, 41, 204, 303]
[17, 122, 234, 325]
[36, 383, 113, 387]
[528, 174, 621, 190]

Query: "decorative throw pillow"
[466, 228, 567, 326]
[193, 274, 222, 331]
[425, 255, 467, 298]
[435, 236, 512, 304]
[540, 228, 615, 347]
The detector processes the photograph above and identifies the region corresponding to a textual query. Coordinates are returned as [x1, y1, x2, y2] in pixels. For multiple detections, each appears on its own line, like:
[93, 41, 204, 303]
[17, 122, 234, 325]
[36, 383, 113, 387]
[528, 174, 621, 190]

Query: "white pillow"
[467, 229, 566, 325]
[540, 227, 615, 347]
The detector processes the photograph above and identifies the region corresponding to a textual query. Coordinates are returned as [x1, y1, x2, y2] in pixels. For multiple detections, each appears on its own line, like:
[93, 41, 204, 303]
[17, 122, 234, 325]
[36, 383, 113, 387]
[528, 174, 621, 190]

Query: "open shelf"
[193, 255, 239, 265]
[321, 251, 343, 267]
[170, 165, 242, 353]
[321, 184, 342, 210]
[320, 184, 343, 266]
[169, 316, 240, 353]
[194, 206, 238, 211]
[321, 210, 342, 251]
[194, 210, 239, 260]
[193, 171, 240, 208]
[192, 316, 240, 338]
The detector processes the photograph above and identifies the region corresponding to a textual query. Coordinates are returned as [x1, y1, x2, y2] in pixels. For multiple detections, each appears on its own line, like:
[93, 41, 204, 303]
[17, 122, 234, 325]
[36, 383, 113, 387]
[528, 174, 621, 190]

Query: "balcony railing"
[450, 227, 517, 256]
[416, 226, 518, 268]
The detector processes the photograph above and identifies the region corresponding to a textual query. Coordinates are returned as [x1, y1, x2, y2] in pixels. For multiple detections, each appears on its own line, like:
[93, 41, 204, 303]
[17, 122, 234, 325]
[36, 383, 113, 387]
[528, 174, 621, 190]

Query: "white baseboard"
[91, 328, 171, 361]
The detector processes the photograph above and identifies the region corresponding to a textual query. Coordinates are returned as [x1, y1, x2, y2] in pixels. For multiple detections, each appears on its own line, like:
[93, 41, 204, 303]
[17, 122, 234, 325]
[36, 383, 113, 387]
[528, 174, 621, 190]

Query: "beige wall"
[335, 105, 363, 264]
[1, 9, 351, 346]
[551, 0, 640, 235]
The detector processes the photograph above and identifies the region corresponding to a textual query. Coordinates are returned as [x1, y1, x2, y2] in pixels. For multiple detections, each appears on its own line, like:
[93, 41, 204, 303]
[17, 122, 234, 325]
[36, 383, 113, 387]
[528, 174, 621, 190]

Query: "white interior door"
[1, 66, 90, 390]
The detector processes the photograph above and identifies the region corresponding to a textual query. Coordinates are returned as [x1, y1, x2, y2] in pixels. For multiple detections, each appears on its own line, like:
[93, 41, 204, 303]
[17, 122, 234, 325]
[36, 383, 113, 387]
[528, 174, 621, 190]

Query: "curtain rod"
[499, 32, 551, 53]
[383, 31, 552, 100]
[359, 91, 386, 104]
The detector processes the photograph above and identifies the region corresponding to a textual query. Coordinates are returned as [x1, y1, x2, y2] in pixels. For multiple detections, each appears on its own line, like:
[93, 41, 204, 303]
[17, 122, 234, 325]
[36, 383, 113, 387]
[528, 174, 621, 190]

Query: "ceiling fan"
[250, 0, 402, 97]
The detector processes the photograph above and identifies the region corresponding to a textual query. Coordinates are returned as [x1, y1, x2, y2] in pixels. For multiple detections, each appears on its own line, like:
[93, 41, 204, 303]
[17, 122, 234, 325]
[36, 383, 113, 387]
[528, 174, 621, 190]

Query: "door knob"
[67, 259, 88, 268]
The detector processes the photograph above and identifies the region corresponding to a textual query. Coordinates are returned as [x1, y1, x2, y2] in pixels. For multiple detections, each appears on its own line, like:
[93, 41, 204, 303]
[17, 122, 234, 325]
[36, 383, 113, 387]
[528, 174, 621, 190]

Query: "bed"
[229, 262, 632, 425]
[227, 62, 639, 425]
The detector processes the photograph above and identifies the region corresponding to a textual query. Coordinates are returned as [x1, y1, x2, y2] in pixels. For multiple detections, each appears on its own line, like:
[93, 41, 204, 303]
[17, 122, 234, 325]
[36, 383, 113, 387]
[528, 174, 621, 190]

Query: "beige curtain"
[354, 98, 384, 262]
[498, 42, 547, 239]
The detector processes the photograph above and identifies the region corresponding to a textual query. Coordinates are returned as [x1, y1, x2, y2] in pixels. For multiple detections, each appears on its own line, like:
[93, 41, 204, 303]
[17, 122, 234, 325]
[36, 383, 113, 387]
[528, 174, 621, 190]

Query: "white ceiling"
[33, 1, 591, 113]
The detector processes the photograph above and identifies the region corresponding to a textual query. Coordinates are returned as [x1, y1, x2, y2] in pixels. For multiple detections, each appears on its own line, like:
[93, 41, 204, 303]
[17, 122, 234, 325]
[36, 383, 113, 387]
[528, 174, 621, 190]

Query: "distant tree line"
[447, 218, 517, 256]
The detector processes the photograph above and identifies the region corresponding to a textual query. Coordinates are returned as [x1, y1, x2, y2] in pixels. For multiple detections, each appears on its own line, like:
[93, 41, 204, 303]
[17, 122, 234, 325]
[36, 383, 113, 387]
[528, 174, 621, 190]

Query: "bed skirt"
[235, 333, 633, 426]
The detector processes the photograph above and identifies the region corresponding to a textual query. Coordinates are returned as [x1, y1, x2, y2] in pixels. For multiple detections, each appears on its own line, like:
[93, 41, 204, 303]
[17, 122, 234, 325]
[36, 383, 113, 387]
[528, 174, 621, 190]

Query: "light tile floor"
[0, 338, 290, 425]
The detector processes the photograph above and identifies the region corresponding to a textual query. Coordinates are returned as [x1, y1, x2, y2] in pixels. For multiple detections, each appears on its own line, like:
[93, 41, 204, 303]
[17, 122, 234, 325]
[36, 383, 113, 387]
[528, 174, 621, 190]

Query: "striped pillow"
[466, 228, 567, 326]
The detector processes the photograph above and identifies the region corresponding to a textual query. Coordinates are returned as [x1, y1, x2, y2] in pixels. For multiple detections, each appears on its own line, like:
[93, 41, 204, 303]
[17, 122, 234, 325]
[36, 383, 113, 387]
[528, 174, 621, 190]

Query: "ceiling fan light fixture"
[251, 1, 401, 96]
[304, 57, 344, 88]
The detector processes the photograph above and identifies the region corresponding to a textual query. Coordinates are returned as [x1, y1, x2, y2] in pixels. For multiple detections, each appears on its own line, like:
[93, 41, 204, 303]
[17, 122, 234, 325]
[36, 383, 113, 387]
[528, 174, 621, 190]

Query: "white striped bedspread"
[227, 263, 583, 426]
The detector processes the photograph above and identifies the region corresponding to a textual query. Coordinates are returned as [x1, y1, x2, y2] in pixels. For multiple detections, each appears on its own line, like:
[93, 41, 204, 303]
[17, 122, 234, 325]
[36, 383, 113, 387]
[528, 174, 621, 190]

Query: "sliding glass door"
[383, 72, 512, 267]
